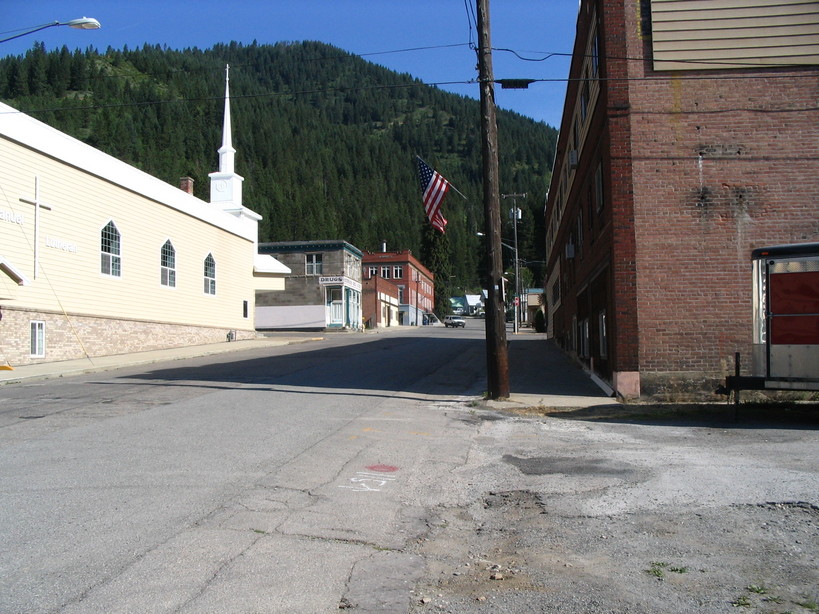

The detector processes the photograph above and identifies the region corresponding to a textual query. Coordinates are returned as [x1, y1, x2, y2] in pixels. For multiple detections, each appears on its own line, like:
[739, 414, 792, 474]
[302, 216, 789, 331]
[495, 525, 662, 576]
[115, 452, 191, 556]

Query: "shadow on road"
[109, 335, 486, 400]
[511, 402, 819, 430]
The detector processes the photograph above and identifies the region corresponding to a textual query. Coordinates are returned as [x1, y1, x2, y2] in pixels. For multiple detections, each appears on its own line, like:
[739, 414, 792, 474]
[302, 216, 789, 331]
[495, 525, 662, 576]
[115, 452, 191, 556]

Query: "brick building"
[361, 250, 435, 326]
[544, 0, 819, 398]
[362, 274, 400, 329]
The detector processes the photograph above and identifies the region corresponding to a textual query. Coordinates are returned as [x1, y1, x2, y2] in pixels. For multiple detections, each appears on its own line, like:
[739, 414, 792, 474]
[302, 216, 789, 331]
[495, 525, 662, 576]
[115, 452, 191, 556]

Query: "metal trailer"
[721, 243, 819, 401]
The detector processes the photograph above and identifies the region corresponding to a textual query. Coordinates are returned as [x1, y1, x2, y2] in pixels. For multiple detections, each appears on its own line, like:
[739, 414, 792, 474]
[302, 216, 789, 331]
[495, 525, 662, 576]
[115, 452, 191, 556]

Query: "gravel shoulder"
[407, 404, 819, 614]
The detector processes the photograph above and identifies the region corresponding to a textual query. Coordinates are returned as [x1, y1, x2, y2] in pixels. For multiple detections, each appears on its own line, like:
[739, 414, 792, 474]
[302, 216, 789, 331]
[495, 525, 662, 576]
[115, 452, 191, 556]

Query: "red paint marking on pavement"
[366, 464, 399, 473]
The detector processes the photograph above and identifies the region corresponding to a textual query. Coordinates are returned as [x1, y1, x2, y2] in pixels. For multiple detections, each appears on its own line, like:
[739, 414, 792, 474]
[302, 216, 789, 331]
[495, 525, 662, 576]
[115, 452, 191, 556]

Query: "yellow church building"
[0, 67, 286, 367]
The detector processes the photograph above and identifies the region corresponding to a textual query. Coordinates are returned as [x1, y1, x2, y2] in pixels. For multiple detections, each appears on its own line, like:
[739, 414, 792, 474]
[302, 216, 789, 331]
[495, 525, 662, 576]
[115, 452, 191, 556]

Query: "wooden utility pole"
[477, 0, 510, 399]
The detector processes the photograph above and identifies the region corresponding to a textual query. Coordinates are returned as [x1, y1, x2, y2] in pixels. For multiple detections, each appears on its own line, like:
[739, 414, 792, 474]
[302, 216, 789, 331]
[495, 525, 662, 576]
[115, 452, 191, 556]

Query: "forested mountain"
[0, 41, 556, 301]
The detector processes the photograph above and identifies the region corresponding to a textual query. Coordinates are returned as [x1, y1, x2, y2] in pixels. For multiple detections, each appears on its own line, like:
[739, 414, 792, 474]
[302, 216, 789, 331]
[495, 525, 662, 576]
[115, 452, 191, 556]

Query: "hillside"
[0, 41, 556, 298]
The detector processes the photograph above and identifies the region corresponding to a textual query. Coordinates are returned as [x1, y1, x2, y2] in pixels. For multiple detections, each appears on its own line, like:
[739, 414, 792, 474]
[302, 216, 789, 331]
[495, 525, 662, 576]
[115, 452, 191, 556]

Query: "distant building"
[0, 68, 281, 366]
[361, 249, 435, 326]
[362, 274, 400, 329]
[256, 240, 363, 330]
[524, 288, 543, 325]
[544, 0, 819, 398]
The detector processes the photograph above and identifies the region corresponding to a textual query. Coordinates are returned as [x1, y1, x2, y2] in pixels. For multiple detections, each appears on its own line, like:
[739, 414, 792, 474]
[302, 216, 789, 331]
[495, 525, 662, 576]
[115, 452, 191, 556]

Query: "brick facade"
[545, 0, 819, 399]
[362, 276, 400, 329]
[361, 250, 435, 326]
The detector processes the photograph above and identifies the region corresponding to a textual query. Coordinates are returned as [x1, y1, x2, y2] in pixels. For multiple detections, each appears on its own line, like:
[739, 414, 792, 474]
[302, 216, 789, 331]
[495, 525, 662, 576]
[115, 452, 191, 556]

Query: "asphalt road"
[0, 326, 488, 613]
[1, 326, 817, 613]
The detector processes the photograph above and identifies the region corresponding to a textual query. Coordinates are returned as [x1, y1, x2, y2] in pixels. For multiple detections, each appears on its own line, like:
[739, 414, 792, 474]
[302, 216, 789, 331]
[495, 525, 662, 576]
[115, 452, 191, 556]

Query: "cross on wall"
[18, 177, 54, 280]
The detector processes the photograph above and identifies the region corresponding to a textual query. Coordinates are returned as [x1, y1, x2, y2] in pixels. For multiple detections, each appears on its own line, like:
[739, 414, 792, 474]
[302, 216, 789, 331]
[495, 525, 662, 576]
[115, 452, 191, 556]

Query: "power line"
[5, 69, 818, 118]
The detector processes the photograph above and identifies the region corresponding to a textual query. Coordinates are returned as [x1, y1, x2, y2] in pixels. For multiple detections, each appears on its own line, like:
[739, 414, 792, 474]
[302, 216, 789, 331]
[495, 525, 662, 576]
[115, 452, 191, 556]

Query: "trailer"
[721, 243, 819, 400]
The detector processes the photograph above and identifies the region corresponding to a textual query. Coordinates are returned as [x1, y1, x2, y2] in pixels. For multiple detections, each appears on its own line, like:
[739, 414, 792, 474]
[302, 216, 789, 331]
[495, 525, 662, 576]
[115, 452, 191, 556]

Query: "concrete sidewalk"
[0, 333, 324, 386]
[487, 331, 619, 410]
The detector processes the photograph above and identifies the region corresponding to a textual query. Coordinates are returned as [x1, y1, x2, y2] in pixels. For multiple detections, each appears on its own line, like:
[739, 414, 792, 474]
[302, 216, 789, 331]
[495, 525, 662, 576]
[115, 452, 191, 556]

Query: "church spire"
[209, 64, 243, 209]
[218, 64, 235, 174]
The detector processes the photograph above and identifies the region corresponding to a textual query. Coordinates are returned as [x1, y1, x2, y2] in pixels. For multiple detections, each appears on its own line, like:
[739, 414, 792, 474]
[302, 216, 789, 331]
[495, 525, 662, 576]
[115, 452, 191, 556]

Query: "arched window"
[100, 221, 121, 277]
[204, 253, 216, 295]
[161, 240, 176, 287]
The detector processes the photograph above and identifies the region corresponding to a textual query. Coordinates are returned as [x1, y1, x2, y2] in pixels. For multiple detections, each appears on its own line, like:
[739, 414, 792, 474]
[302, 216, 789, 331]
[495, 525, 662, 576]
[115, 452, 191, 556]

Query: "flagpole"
[477, 0, 510, 399]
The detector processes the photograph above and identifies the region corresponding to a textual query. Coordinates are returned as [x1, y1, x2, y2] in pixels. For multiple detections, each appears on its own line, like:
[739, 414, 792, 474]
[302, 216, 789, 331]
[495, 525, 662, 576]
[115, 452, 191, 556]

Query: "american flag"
[416, 156, 449, 233]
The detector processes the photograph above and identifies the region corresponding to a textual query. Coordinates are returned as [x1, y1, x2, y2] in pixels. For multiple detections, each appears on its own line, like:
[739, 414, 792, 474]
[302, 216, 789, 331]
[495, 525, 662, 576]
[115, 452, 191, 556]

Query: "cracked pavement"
[0, 328, 817, 613]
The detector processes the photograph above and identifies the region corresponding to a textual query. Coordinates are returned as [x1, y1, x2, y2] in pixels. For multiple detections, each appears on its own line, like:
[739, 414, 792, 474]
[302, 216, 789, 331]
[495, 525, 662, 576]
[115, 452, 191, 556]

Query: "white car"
[444, 315, 466, 328]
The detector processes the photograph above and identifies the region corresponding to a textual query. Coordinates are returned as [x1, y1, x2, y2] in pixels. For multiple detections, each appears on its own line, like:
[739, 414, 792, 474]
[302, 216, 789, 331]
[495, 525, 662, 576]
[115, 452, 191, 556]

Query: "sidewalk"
[0, 333, 323, 386]
[487, 329, 619, 410]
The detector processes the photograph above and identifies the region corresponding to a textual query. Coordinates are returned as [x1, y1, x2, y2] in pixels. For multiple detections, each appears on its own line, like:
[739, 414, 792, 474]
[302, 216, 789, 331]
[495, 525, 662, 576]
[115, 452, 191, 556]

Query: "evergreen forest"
[0, 41, 557, 309]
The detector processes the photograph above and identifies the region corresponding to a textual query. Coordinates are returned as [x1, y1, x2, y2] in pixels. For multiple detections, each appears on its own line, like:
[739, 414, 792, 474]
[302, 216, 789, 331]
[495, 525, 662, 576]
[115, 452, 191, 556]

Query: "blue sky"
[1, 1, 579, 128]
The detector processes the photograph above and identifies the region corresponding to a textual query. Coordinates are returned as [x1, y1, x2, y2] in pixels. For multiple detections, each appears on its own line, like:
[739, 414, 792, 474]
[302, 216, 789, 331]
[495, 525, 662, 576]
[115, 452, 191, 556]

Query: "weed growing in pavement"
[645, 561, 688, 580]
[731, 595, 752, 607]
[796, 598, 819, 611]
[747, 584, 768, 595]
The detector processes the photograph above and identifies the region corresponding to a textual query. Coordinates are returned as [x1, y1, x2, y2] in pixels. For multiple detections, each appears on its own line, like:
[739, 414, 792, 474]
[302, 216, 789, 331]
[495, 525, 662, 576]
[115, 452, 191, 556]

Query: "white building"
[0, 67, 287, 366]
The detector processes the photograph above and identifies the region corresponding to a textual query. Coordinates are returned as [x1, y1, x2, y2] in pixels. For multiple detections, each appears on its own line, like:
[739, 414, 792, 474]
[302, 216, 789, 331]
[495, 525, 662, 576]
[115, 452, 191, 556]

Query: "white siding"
[651, 0, 819, 70]
[1, 128, 256, 332]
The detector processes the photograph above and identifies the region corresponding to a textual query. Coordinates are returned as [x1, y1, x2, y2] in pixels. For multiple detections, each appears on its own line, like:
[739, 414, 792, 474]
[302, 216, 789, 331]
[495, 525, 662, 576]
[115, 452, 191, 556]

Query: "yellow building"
[0, 69, 286, 366]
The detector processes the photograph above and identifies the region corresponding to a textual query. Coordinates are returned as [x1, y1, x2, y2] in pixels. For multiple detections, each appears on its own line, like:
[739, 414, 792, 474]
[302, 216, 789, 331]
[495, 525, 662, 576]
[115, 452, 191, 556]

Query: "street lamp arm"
[476, 232, 515, 252]
[0, 17, 100, 44]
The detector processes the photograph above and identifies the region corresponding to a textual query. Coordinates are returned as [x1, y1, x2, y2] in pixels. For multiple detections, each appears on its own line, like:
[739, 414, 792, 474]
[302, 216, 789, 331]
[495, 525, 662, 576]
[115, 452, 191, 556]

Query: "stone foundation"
[0, 306, 255, 366]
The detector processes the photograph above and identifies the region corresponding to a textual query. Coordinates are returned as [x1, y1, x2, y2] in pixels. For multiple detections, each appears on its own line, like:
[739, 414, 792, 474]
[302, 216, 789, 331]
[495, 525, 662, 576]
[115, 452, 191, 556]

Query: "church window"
[204, 254, 216, 295]
[161, 240, 176, 287]
[100, 221, 121, 277]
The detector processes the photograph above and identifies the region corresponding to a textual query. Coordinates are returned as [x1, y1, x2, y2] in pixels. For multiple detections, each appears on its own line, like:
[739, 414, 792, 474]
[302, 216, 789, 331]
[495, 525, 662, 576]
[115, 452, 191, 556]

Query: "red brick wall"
[623, 1, 819, 388]
[546, 0, 819, 397]
[602, 0, 641, 374]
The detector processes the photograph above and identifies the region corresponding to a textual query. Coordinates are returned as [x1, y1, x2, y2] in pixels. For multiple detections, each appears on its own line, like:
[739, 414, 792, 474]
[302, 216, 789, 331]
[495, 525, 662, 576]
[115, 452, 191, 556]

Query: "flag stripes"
[416, 156, 449, 233]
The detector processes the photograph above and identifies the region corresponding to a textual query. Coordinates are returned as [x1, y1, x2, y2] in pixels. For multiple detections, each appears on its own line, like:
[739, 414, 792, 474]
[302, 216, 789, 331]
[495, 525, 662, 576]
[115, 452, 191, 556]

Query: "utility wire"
[4, 69, 818, 118]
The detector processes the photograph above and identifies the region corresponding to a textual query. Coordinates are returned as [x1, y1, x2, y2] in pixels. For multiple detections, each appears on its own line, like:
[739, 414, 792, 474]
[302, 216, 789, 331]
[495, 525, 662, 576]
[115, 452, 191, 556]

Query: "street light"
[503, 193, 526, 334]
[477, 230, 517, 330]
[0, 17, 101, 44]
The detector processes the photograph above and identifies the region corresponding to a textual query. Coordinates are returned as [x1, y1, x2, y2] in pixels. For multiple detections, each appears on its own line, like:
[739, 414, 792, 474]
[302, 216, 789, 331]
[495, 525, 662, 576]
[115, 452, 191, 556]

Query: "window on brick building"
[381, 266, 390, 279]
[306, 253, 323, 275]
[580, 74, 590, 123]
[100, 220, 121, 277]
[580, 318, 590, 358]
[393, 266, 403, 279]
[30, 320, 45, 357]
[577, 212, 584, 256]
[592, 30, 600, 76]
[161, 240, 176, 287]
[594, 163, 605, 213]
[369, 266, 378, 278]
[571, 315, 577, 354]
[204, 253, 216, 295]
[572, 117, 579, 151]
[587, 186, 595, 243]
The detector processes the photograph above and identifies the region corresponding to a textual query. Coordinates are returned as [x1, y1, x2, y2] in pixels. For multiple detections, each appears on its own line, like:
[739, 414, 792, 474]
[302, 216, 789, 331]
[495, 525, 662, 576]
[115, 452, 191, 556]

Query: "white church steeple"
[209, 64, 244, 211]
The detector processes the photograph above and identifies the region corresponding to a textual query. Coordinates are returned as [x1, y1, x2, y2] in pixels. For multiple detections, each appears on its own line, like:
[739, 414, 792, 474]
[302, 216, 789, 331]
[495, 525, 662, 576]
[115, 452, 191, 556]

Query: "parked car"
[444, 315, 466, 328]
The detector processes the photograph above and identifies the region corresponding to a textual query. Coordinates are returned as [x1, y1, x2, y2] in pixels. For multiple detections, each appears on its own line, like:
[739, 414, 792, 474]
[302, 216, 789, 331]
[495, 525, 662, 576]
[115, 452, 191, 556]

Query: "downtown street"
[1, 325, 817, 613]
